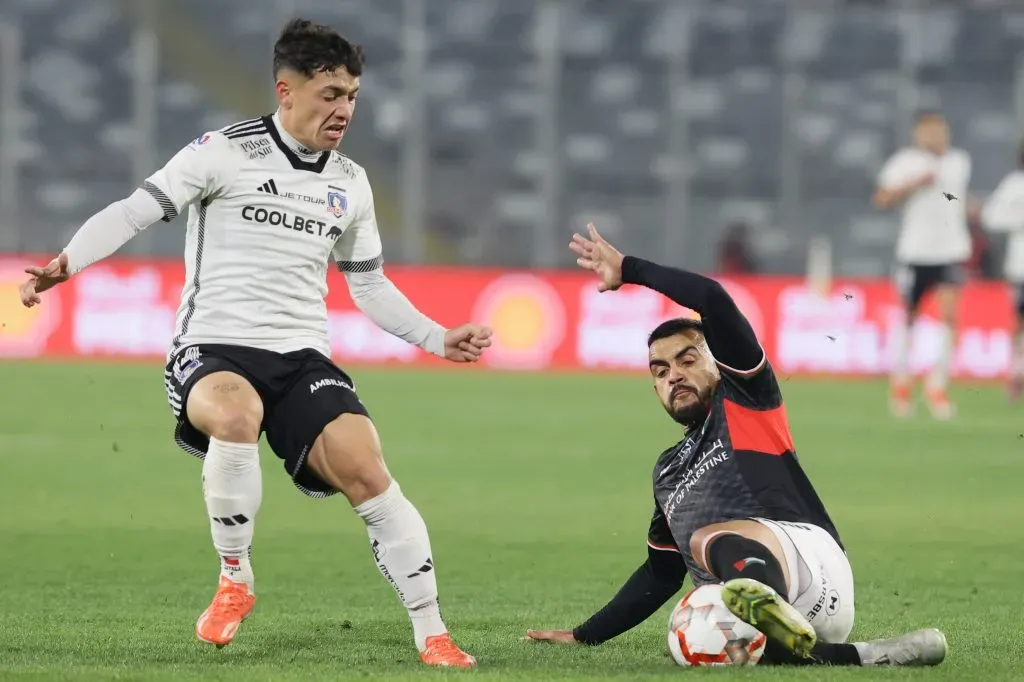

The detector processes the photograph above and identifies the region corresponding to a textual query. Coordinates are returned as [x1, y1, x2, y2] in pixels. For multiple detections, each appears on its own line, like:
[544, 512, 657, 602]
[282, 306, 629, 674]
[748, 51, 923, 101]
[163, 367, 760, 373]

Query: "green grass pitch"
[0, 362, 1021, 680]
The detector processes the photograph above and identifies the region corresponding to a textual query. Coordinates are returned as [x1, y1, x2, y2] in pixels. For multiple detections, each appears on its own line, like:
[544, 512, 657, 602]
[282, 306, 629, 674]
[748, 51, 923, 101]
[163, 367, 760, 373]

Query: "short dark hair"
[647, 318, 704, 347]
[273, 19, 365, 79]
[914, 109, 944, 124]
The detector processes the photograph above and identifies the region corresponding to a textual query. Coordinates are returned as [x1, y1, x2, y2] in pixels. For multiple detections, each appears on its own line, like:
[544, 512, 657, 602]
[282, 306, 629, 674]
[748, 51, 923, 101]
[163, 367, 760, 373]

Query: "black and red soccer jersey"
[572, 256, 841, 646]
[624, 256, 841, 586]
[647, 361, 841, 586]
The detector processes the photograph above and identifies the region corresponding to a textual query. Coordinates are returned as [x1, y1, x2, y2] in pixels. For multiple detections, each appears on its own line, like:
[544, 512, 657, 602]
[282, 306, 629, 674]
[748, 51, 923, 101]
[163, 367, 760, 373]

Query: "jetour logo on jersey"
[241, 205, 342, 241]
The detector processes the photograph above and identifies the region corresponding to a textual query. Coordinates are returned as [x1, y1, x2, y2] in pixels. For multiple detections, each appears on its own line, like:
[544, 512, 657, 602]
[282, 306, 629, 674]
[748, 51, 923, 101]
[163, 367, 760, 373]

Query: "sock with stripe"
[355, 480, 447, 651]
[203, 437, 261, 591]
[706, 533, 788, 596]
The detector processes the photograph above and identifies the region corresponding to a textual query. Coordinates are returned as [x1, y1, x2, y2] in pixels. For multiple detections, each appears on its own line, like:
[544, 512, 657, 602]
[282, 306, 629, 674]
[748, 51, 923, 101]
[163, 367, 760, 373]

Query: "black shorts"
[894, 262, 966, 312]
[163, 344, 369, 499]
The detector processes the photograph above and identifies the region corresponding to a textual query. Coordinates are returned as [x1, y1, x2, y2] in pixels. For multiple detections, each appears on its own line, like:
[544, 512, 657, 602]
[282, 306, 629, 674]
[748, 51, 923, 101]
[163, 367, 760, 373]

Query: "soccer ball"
[667, 584, 767, 667]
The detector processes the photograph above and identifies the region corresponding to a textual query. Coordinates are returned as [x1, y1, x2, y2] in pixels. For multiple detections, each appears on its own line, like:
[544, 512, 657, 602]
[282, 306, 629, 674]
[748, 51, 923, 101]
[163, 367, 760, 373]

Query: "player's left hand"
[20, 252, 70, 307]
[444, 324, 492, 363]
[570, 223, 624, 292]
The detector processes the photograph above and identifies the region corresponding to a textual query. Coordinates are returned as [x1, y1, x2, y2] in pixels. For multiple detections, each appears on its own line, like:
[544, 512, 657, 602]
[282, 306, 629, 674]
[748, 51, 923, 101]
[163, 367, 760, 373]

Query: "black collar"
[264, 115, 331, 173]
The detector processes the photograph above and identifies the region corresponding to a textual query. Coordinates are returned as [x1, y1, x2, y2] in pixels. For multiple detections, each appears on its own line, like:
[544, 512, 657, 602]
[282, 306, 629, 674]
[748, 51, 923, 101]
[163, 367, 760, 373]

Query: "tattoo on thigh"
[212, 383, 241, 394]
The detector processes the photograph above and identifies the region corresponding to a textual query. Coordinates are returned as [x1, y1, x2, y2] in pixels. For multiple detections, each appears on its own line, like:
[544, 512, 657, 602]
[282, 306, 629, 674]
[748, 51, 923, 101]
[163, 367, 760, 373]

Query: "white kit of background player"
[874, 112, 971, 420]
[981, 153, 1024, 399]
[18, 19, 487, 669]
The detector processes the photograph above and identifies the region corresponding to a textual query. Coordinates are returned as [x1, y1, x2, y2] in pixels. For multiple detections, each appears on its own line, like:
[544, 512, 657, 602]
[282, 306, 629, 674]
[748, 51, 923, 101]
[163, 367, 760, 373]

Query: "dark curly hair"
[272, 18, 365, 79]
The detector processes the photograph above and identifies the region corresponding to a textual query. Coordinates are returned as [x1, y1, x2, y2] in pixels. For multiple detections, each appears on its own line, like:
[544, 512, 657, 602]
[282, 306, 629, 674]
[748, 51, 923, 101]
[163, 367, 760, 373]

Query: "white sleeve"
[982, 174, 1024, 233]
[60, 131, 238, 275]
[877, 151, 912, 189]
[141, 131, 237, 222]
[332, 174, 447, 356]
[62, 188, 166, 275]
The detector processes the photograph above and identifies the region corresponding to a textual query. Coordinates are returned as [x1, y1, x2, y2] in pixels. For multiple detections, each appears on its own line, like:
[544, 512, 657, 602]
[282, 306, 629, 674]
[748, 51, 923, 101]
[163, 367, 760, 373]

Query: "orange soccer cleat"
[889, 382, 912, 418]
[925, 388, 955, 421]
[419, 633, 477, 668]
[195, 576, 256, 648]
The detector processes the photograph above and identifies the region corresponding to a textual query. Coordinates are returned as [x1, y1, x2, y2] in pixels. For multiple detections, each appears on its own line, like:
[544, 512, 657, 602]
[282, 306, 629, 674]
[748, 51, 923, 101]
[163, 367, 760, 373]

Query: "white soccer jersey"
[877, 146, 972, 265]
[134, 113, 432, 359]
[981, 170, 1024, 283]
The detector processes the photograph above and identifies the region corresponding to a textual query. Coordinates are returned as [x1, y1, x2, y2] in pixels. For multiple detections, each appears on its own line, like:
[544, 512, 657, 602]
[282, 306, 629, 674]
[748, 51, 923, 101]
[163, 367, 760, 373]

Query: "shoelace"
[211, 587, 249, 614]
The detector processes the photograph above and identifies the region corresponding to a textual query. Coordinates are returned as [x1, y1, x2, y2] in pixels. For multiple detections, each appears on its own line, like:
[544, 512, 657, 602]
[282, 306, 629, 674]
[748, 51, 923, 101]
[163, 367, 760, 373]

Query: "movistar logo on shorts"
[310, 377, 353, 394]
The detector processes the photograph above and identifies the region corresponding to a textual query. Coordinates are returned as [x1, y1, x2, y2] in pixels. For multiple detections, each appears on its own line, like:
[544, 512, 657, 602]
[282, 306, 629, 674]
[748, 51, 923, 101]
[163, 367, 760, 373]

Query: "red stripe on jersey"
[723, 399, 795, 456]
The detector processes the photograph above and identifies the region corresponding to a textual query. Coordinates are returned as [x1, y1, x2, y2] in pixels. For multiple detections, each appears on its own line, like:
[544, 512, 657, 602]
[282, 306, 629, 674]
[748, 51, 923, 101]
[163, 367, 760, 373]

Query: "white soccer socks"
[927, 324, 954, 392]
[355, 481, 447, 651]
[891, 322, 911, 387]
[202, 438, 262, 590]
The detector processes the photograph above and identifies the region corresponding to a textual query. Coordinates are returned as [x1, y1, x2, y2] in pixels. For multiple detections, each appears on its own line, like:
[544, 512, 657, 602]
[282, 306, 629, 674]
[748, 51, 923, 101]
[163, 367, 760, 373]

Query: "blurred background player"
[18, 19, 486, 668]
[981, 141, 1024, 401]
[873, 111, 972, 420]
[526, 224, 947, 668]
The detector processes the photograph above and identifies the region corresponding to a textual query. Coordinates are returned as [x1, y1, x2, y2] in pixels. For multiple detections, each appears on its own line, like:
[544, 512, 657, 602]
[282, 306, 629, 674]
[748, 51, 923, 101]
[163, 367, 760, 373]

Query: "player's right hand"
[20, 252, 70, 307]
[570, 223, 624, 292]
[524, 629, 578, 644]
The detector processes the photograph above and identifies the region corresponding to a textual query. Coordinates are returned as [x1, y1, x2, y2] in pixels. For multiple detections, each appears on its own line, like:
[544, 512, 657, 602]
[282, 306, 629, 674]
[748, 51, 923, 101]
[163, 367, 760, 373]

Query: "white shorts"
[754, 519, 855, 644]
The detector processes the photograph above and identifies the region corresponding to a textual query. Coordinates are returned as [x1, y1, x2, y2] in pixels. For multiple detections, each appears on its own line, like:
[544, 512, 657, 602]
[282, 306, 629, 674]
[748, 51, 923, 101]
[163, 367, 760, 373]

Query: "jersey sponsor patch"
[191, 133, 212, 147]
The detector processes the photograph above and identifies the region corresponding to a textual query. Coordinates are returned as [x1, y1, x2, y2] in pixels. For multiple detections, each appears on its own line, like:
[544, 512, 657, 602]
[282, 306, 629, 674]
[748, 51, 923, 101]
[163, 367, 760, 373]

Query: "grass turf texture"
[0, 362, 1020, 680]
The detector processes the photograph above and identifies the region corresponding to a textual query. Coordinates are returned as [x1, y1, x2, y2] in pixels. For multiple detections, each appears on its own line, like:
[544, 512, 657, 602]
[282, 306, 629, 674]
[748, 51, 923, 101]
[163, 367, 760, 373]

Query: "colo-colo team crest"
[327, 186, 347, 218]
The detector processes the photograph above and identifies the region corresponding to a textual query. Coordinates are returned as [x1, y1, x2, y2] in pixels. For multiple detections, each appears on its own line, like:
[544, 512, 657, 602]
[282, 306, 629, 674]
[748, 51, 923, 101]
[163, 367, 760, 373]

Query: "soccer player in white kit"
[18, 19, 486, 668]
[873, 111, 972, 420]
[981, 142, 1024, 400]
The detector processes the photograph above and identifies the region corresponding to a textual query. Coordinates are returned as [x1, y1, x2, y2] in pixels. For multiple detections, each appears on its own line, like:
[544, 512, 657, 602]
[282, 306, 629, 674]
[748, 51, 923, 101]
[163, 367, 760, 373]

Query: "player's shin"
[202, 438, 261, 590]
[355, 480, 446, 650]
[707, 535, 816, 659]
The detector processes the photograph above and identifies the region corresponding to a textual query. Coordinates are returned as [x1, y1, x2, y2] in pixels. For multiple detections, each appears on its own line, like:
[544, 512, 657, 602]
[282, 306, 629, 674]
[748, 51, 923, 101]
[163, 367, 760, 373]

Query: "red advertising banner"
[0, 256, 1016, 378]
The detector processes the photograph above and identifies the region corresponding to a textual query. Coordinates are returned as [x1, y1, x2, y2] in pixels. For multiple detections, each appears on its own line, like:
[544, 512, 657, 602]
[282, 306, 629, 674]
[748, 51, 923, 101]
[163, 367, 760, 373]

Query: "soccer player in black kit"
[526, 224, 947, 668]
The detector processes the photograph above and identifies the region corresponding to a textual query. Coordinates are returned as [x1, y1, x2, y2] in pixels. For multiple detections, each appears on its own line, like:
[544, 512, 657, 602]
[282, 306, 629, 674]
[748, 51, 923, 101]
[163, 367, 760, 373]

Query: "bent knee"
[207, 409, 262, 442]
[309, 414, 390, 505]
[188, 398, 263, 443]
[689, 520, 772, 570]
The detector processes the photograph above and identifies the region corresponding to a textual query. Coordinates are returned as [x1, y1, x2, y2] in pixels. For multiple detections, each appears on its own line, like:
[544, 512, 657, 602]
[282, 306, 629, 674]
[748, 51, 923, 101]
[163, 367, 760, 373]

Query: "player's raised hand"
[444, 323, 493, 363]
[570, 223, 624, 292]
[20, 252, 70, 307]
[524, 629, 578, 645]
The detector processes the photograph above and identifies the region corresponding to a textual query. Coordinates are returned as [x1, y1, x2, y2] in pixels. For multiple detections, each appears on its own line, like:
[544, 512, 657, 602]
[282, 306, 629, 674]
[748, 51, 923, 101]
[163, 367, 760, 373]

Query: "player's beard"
[665, 385, 714, 430]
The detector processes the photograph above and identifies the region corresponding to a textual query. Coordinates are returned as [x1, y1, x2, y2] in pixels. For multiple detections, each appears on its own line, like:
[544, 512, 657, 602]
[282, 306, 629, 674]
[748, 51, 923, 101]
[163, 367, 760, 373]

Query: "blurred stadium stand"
[1, 0, 1023, 274]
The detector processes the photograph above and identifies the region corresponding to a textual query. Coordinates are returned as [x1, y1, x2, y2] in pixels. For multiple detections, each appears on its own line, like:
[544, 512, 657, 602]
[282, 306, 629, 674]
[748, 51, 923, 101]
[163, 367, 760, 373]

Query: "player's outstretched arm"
[570, 223, 763, 374]
[334, 174, 491, 362]
[19, 131, 236, 309]
[526, 546, 686, 646]
[19, 187, 169, 308]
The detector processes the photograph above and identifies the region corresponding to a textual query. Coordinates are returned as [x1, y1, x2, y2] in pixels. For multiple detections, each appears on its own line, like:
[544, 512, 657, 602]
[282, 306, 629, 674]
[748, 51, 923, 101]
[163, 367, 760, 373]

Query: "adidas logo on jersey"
[257, 179, 280, 195]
